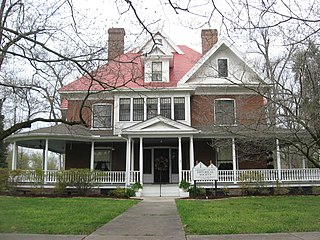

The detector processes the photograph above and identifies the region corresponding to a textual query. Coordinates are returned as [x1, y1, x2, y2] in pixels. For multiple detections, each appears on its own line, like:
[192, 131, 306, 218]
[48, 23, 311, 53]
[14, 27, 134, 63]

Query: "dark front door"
[154, 149, 169, 183]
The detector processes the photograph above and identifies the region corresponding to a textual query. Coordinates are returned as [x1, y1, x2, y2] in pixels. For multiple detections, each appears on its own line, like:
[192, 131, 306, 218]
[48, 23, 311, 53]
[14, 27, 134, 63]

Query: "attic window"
[152, 62, 162, 81]
[155, 39, 162, 45]
[218, 59, 228, 77]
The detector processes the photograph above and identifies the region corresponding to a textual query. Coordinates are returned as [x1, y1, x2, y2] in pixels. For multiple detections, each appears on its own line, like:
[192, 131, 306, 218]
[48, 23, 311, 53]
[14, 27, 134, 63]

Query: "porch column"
[11, 141, 17, 170]
[90, 141, 95, 170]
[125, 137, 132, 187]
[302, 157, 306, 169]
[131, 139, 135, 171]
[276, 138, 281, 181]
[178, 137, 182, 183]
[232, 138, 237, 183]
[189, 136, 194, 170]
[139, 137, 143, 185]
[44, 139, 49, 172]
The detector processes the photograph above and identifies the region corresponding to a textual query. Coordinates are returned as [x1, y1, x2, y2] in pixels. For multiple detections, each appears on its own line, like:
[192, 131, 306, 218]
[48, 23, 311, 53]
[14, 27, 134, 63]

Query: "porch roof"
[121, 115, 200, 137]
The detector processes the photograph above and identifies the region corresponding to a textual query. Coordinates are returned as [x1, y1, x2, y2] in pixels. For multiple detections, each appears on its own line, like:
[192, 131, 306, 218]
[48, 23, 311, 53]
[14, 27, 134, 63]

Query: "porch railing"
[10, 170, 140, 185]
[182, 168, 320, 183]
[9, 168, 320, 185]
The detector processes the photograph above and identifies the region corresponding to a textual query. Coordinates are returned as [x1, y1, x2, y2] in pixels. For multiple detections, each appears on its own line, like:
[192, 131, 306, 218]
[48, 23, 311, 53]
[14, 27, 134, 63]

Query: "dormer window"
[152, 62, 162, 81]
[218, 59, 228, 77]
[155, 39, 162, 45]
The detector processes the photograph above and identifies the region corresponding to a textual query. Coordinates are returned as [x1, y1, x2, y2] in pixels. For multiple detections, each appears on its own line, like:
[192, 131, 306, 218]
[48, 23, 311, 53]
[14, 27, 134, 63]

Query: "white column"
[189, 136, 194, 170]
[90, 141, 95, 170]
[44, 139, 49, 172]
[232, 138, 237, 183]
[178, 137, 182, 183]
[276, 138, 281, 181]
[139, 137, 143, 185]
[11, 141, 17, 170]
[131, 139, 135, 171]
[126, 137, 132, 187]
[302, 157, 306, 169]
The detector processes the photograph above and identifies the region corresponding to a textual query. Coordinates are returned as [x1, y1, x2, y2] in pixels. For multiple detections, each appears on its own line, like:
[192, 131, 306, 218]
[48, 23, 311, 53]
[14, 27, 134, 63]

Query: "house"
[6, 28, 320, 196]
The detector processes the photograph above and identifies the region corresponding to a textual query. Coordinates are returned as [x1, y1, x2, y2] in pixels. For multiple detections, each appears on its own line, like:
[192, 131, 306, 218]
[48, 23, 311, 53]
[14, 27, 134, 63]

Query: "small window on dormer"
[218, 59, 228, 77]
[152, 62, 162, 81]
[155, 39, 162, 45]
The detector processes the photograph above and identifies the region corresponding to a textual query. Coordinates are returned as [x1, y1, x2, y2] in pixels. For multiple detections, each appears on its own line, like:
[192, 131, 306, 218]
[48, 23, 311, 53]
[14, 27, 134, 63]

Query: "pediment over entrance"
[121, 115, 200, 136]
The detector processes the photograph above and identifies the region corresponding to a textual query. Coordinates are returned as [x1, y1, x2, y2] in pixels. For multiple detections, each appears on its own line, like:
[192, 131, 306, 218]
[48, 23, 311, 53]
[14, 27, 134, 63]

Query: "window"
[94, 149, 112, 171]
[119, 98, 130, 121]
[147, 98, 158, 119]
[215, 99, 235, 125]
[133, 98, 144, 121]
[160, 98, 171, 118]
[152, 62, 162, 81]
[92, 104, 112, 128]
[174, 97, 185, 120]
[218, 59, 228, 77]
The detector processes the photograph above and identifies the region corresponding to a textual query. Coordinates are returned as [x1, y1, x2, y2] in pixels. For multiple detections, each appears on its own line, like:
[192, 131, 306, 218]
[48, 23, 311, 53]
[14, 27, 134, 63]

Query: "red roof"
[59, 45, 201, 92]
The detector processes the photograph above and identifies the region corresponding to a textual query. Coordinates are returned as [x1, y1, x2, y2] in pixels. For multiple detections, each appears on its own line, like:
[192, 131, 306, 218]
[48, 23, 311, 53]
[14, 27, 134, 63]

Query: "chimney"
[201, 29, 218, 55]
[108, 28, 125, 60]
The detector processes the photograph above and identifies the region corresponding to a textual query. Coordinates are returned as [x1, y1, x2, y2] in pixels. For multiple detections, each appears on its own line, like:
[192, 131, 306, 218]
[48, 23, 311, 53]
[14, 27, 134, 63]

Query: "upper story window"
[92, 104, 112, 128]
[147, 98, 158, 119]
[218, 59, 228, 77]
[215, 99, 235, 125]
[174, 97, 185, 120]
[160, 98, 171, 118]
[152, 62, 162, 81]
[133, 98, 144, 121]
[118, 96, 186, 122]
[119, 98, 130, 121]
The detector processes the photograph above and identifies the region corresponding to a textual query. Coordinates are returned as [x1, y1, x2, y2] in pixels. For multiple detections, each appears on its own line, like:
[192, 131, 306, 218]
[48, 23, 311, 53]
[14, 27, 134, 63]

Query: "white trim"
[11, 141, 17, 170]
[139, 137, 143, 185]
[90, 142, 95, 170]
[178, 137, 182, 183]
[232, 138, 237, 183]
[276, 139, 281, 181]
[178, 36, 268, 85]
[44, 139, 49, 172]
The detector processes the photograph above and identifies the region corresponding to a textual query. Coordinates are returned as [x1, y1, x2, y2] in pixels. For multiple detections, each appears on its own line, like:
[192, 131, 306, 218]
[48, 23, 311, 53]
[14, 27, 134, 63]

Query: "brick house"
[7, 28, 320, 196]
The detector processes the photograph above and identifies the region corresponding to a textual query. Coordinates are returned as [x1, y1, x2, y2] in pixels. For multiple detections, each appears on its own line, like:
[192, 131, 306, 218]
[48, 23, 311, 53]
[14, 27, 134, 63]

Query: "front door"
[154, 149, 169, 183]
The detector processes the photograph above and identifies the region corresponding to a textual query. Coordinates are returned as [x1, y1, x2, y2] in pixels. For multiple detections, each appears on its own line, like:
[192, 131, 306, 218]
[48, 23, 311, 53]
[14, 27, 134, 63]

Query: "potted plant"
[179, 180, 190, 197]
[131, 182, 143, 197]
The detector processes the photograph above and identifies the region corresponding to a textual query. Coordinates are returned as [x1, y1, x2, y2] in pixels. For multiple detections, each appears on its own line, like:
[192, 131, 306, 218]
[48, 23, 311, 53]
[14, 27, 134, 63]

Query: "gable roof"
[59, 45, 201, 93]
[121, 115, 200, 136]
[178, 36, 267, 85]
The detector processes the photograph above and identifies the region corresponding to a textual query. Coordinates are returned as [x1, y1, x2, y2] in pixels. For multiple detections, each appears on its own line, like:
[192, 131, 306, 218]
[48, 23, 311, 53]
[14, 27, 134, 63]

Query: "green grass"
[176, 196, 320, 235]
[0, 196, 138, 235]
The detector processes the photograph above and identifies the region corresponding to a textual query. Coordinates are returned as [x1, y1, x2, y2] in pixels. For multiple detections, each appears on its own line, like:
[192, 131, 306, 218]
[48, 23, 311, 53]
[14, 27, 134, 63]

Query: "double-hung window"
[147, 98, 158, 119]
[152, 62, 162, 81]
[160, 98, 171, 118]
[92, 104, 112, 128]
[215, 99, 235, 125]
[119, 98, 130, 121]
[133, 98, 144, 121]
[218, 59, 228, 77]
[174, 97, 185, 120]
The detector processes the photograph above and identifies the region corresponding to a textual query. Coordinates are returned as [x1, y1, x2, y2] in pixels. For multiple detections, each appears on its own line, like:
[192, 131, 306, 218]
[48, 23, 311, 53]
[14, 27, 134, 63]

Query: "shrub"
[109, 188, 135, 198]
[239, 172, 265, 195]
[179, 180, 191, 191]
[0, 168, 9, 194]
[131, 182, 143, 191]
[188, 186, 206, 198]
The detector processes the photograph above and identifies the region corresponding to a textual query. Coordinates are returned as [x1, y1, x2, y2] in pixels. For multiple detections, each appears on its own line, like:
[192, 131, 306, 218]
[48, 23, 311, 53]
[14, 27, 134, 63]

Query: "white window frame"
[92, 103, 113, 129]
[151, 62, 163, 82]
[214, 98, 236, 126]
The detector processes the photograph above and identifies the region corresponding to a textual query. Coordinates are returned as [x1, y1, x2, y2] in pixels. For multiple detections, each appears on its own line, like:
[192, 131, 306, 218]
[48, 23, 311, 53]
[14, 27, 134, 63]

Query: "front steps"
[142, 184, 180, 197]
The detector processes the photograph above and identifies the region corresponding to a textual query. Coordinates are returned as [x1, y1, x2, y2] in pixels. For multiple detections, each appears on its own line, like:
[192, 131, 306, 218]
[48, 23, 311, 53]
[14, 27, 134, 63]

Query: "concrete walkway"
[1, 197, 319, 240]
[84, 197, 185, 240]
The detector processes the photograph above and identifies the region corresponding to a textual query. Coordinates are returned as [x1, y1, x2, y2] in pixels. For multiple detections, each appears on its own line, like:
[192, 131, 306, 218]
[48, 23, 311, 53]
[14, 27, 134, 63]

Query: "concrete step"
[142, 184, 180, 197]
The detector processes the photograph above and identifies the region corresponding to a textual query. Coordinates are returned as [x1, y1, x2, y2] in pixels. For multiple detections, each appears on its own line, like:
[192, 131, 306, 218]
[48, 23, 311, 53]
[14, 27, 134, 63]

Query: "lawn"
[0, 196, 138, 235]
[176, 195, 320, 235]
